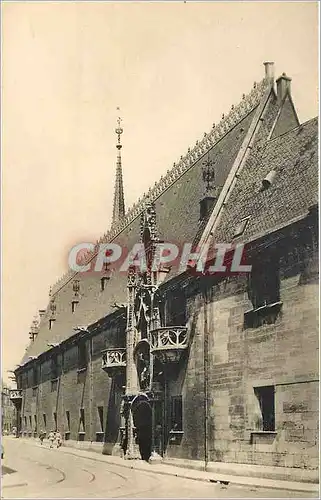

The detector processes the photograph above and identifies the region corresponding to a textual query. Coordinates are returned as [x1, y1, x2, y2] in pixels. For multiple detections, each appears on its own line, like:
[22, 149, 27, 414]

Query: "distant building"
[1, 384, 15, 434]
[12, 63, 318, 472]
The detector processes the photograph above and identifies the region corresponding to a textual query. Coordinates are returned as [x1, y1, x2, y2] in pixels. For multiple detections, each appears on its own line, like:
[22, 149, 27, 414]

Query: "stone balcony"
[102, 348, 126, 377]
[150, 326, 188, 363]
[9, 389, 22, 403]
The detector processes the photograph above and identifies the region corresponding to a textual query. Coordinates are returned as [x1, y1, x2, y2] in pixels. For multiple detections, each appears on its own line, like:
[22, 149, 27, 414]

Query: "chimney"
[276, 72, 291, 103]
[261, 170, 277, 191]
[263, 61, 275, 81]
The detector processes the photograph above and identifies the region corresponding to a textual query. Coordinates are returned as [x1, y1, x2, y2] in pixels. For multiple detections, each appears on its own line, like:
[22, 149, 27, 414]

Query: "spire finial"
[115, 107, 123, 150]
[112, 107, 126, 227]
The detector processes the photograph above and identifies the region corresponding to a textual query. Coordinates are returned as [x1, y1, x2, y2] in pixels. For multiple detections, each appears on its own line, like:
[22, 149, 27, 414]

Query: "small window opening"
[254, 386, 275, 431]
[79, 408, 85, 438]
[53, 412, 57, 431]
[248, 253, 280, 309]
[171, 396, 183, 431]
[51, 379, 58, 392]
[78, 342, 87, 370]
[97, 406, 104, 432]
[167, 290, 187, 327]
[43, 413, 47, 429]
[32, 366, 38, 387]
[51, 355, 58, 379]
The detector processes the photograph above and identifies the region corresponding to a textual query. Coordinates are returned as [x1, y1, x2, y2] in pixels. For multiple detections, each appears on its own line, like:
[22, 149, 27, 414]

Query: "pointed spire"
[112, 108, 125, 227]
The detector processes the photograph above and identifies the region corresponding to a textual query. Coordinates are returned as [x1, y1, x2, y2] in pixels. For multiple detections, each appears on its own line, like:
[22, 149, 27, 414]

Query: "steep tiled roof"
[270, 94, 299, 140]
[50, 78, 270, 296]
[21, 72, 316, 367]
[212, 117, 318, 245]
[21, 94, 261, 363]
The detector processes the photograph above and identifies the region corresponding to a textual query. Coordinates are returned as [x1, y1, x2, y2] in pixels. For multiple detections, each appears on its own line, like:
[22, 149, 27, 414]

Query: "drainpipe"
[89, 338, 94, 442]
[203, 285, 209, 471]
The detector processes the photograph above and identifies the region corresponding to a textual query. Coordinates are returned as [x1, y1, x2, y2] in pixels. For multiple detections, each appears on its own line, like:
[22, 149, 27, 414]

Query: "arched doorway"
[132, 395, 152, 461]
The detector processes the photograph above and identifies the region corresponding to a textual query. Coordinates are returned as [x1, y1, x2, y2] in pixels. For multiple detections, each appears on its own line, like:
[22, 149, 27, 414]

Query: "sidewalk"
[1, 469, 28, 490]
[4, 437, 320, 494]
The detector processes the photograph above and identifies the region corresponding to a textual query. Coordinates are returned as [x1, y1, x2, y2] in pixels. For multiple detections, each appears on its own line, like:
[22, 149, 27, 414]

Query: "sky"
[1, 1, 319, 383]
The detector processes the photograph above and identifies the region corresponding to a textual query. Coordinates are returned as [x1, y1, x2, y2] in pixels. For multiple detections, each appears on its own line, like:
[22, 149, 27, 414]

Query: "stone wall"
[19, 320, 125, 451]
[18, 224, 319, 470]
[166, 227, 319, 469]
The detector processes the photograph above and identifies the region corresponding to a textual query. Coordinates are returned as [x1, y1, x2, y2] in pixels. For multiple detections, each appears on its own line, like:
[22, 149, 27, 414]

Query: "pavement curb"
[4, 437, 319, 494]
[2, 482, 28, 489]
[1, 471, 28, 490]
[63, 451, 320, 494]
[163, 458, 319, 484]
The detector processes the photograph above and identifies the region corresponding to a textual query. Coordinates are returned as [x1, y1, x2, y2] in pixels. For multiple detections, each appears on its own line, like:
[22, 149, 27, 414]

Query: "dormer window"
[233, 216, 251, 238]
[49, 318, 56, 330]
[71, 300, 79, 313]
[73, 280, 80, 296]
[100, 276, 110, 292]
[50, 299, 56, 315]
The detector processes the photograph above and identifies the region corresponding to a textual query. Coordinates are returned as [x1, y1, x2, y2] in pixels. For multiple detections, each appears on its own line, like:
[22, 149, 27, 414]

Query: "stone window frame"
[253, 385, 276, 432]
[170, 395, 183, 432]
[78, 408, 85, 440]
[166, 290, 188, 328]
[97, 406, 104, 433]
[77, 341, 88, 372]
[96, 406, 105, 442]
[244, 250, 282, 328]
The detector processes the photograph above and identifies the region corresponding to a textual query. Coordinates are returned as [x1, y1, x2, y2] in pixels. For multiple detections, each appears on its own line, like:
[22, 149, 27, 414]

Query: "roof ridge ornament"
[202, 153, 215, 194]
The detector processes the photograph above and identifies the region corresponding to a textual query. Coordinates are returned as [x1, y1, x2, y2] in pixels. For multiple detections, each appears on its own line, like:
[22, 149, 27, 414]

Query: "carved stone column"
[125, 267, 140, 459]
[148, 277, 163, 462]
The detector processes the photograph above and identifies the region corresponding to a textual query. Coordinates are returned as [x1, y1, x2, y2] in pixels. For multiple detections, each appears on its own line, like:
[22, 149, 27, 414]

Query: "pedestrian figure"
[55, 430, 62, 448]
[48, 430, 55, 449]
[39, 430, 46, 445]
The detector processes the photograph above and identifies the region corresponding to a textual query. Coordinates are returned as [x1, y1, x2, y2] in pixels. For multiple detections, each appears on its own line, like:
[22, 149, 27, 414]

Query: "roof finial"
[115, 107, 123, 150]
[202, 153, 215, 194]
[112, 107, 126, 227]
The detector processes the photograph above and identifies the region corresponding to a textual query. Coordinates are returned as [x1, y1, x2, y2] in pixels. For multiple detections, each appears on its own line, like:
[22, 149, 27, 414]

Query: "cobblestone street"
[1, 438, 318, 499]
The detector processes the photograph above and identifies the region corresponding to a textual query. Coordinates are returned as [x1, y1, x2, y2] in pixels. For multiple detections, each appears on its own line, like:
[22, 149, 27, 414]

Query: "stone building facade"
[1, 384, 15, 434]
[12, 62, 318, 471]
